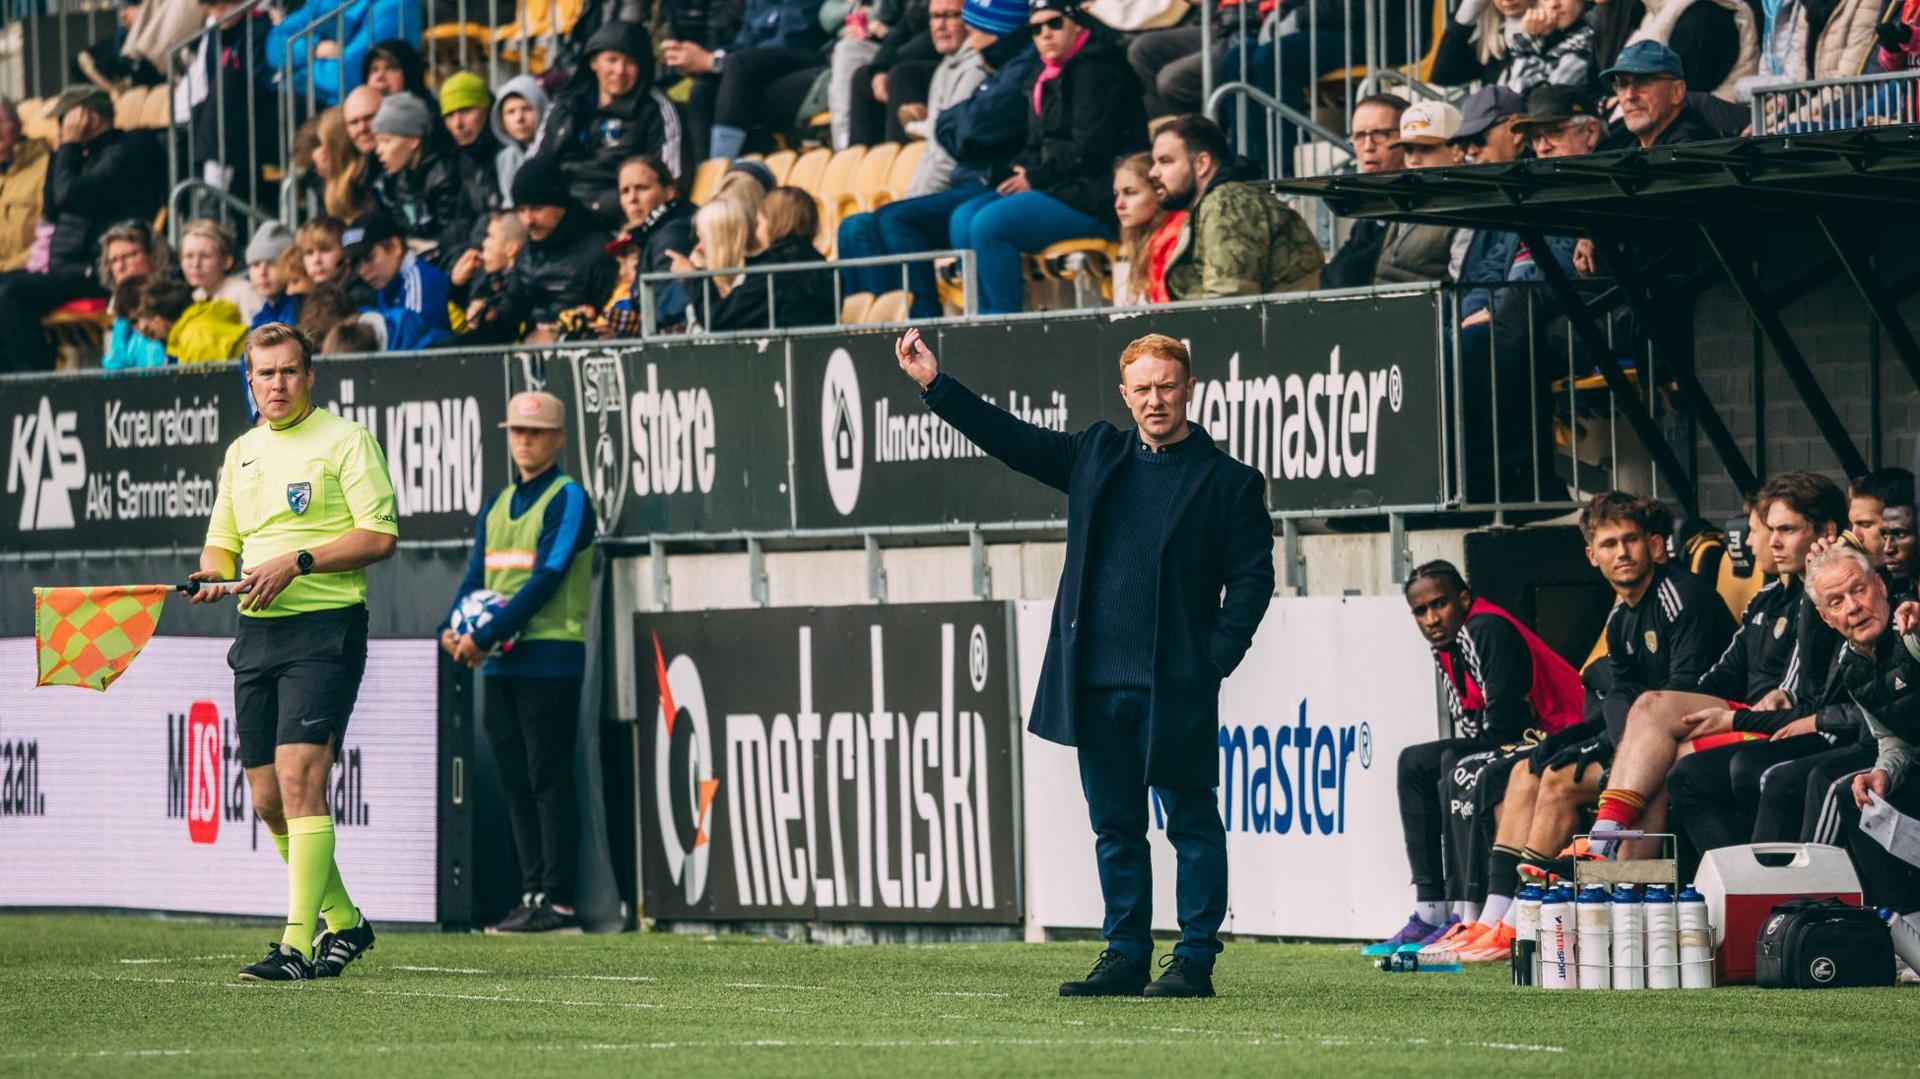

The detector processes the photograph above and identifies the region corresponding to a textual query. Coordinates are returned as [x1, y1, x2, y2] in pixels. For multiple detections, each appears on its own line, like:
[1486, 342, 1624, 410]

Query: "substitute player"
[190, 323, 399, 982]
[443, 391, 595, 934]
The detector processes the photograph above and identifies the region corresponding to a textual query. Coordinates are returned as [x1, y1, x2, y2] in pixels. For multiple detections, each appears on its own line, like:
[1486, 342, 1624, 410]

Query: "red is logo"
[186, 701, 220, 844]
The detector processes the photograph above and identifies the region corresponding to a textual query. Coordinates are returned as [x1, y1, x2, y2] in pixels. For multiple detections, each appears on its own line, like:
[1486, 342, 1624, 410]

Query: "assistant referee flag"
[33, 584, 172, 690]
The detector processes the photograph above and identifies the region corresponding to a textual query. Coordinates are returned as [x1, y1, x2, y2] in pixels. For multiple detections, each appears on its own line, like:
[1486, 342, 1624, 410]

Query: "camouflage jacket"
[1163, 179, 1324, 301]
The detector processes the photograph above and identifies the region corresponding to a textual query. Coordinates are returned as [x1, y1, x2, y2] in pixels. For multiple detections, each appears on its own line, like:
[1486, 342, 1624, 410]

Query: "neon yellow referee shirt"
[204, 406, 399, 618]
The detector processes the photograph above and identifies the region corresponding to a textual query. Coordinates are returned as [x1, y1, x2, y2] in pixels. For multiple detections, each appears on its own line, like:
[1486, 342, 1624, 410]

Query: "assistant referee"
[190, 323, 399, 982]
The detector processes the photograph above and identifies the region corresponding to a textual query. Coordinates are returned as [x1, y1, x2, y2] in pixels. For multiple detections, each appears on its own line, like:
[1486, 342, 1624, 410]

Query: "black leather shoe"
[1142, 954, 1215, 998]
[1059, 949, 1149, 997]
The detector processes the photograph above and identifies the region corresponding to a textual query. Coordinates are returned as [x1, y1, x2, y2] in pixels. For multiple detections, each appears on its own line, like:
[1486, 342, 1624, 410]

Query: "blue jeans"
[1076, 688, 1228, 972]
[837, 184, 991, 317]
[948, 190, 1111, 315]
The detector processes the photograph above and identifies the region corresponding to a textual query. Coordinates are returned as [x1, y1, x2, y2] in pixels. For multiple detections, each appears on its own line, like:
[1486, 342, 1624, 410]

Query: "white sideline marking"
[384, 967, 657, 983]
[118, 955, 245, 964]
[929, 990, 1011, 998]
[392, 965, 490, 974]
[110, 976, 667, 1010]
[561, 974, 659, 982]
[723, 982, 823, 991]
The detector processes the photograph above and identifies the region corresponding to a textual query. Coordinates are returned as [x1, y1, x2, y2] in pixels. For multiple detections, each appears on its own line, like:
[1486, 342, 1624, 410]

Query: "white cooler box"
[1695, 843, 1862, 985]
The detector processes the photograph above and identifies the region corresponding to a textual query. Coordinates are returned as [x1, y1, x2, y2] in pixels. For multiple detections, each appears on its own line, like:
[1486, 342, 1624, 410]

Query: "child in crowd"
[1508, 0, 1597, 93]
[299, 215, 349, 292]
[102, 273, 167, 369]
[322, 320, 382, 355]
[135, 277, 246, 364]
[246, 222, 300, 328]
[453, 210, 527, 344]
[491, 74, 551, 206]
[343, 211, 453, 349]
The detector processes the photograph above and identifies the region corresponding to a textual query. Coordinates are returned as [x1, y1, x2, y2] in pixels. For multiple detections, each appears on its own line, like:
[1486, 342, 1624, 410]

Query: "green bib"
[482, 473, 590, 643]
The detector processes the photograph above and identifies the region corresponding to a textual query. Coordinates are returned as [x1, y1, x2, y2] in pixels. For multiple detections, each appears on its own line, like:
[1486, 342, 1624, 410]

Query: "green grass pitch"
[1, 912, 1910, 1077]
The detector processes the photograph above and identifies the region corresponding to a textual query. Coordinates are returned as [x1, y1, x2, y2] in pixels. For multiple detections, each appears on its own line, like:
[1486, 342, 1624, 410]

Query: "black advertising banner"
[2, 365, 245, 552]
[538, 341, 792, 538]
[788, 323, 1118, 529]
[313, 352, 510, 543]
[636, 602, 1021, 925]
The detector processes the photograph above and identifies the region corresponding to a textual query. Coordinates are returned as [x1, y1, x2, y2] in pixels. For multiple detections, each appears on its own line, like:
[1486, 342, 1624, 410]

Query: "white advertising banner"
[0, 637, 439, 922]
[1018, 596, 1441, 941]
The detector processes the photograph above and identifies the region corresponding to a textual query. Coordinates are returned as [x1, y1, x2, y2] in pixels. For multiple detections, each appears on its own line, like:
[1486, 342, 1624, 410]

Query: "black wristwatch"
[295, 549, 315, 576]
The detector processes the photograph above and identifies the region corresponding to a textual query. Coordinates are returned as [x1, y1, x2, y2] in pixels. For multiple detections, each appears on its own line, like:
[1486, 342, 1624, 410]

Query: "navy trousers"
[1076, 688, 1228, 971]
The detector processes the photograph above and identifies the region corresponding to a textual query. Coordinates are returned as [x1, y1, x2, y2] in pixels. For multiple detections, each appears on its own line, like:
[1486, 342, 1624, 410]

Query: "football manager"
[894, 327, 1274, 998]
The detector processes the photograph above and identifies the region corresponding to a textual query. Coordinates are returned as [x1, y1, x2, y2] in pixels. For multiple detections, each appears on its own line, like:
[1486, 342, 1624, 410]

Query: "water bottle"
[1611, 884, 1645, 990]
[1882, 908, 1920, 973]
[1512, 884, 1544, 987]
[1644, 884, 1679, 990]
[1577, 884, 1612, 990]
[1678, 885, 1713, 989]
[1382, 951, 1461, 973]
[1539, 884, 1575, 989]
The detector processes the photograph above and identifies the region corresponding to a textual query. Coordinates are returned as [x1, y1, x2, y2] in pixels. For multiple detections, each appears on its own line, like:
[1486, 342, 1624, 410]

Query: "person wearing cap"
[496, 156, 619, 343]
[663, 0, 828, 163]
[1375, 101, 1463, 286]
[0, 84, 162, 373]
[1149, 114, 1322, 300]
[1599, 40, 1719, 148]
[532, 20, 685, 229]
[247, 221, 302, 329]
[370, 92, 478, 267]
[343, 212, 453, 350]
[1595, 0, 1757, 100]
[1511, 82, 1608, 157]
[439, 71, 501, 213]
[190, 321, 399, 980]
[443, 390, 595, 934]
[1450, 85, 1530, 165]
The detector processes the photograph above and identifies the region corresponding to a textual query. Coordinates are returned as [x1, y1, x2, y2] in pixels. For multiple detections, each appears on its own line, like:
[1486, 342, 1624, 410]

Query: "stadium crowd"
[0, 0, 1912, 371]
[1384, 472, 1920, 977]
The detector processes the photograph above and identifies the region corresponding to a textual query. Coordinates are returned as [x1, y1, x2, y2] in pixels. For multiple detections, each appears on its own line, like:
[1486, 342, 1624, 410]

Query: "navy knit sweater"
[1079, 431, 1197, 690]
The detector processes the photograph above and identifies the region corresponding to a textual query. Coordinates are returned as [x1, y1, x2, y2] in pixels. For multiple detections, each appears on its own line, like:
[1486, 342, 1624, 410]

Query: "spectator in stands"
[496, 156, 619, 343]
[1600, 41, 1720, 148]
[104, 273, 167, 369]
[676, 197, 754, 329]
[264, 0, 420, 107]
[1591, 0, 1758, 101]
[1513, 82, 1609, 157]
[1508, 0, 1599, 92]
[1432, 0, 1535, 90]
[1321, 94, 1405, 290]
[607, 155, 695, 331]
[1124, 4, 1233, 120]
[716, 160, 776, 219]
[343, 85, 383, 157]
[73, 0, 164, 91]
[533, 20, 686, 228]
[298, 215, 349, 292]
[179, 1, 277, 199]
[1451, 85, 1529, 165]
[665, 0, 830, 162]
[136, 274, 246, 364]
[848, 0, 948, 146]
[440, 72, 500, 214]
[456, 211, 528, 344]
[370, 93, 476, 266]
[490, 75, 551, 208]
[1848, 469, 1913, 567]
[949, 0, 1147, 314]
[246, 221, 299, 329]
[1111, 153, 1175, 306]
[829, 0, 930, 149]
[0, 98, 48, 272]
[362, 39, 438, 128]
[1872, 0, 1920, 73]
[1148, 115, 1321, 300]
[321, 319, 382, 355]
[342, 212, 453, 349]
[314, 107, 374, 222]
[0, 86, 162, 373]
[1376, 102, 1462, 285]
[179, 218, 264, 323]
[97, 217, 171, 297]
[696, 186, 836, 331]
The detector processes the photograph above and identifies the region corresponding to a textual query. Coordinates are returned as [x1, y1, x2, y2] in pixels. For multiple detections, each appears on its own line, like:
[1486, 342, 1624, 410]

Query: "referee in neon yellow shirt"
[189, 323, 399, 982]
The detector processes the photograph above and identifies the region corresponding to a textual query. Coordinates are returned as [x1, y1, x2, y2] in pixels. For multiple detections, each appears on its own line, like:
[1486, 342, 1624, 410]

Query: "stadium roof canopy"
[1269, 125, 1920, 232]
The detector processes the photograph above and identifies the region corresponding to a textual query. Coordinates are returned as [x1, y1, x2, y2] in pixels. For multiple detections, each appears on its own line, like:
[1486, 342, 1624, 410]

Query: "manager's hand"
[895, 327, 939, 389]
[1854, 768, 1891, 810]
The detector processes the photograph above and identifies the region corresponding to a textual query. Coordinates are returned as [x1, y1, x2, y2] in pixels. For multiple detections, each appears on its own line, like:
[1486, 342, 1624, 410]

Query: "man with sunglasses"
[1599, 41, 1718, 150]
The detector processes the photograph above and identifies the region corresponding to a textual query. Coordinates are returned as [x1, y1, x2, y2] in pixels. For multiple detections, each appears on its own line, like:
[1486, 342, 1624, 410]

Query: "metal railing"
[635, 249, 979, 337]
[1750, 69, 1920, 137]
[163, 0, 276, 240]
[1, 0, 112, 100]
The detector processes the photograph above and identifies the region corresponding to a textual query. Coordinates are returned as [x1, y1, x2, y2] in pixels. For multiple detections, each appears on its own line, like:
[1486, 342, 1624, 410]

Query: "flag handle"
[179, 579, 252, 596]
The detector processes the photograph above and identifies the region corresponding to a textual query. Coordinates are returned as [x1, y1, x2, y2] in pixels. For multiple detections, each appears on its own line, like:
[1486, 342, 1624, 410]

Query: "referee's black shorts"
[228, 605, 369, 768]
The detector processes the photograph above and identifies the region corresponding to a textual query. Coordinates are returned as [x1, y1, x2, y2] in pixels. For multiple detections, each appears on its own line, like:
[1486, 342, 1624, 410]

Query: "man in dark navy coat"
[895, 327, 1275, 998]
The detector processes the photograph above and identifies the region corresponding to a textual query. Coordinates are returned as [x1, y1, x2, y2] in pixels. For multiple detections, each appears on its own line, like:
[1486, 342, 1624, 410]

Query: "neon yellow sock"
[270, 827, 359, 933]
[282, 816, 335, 959]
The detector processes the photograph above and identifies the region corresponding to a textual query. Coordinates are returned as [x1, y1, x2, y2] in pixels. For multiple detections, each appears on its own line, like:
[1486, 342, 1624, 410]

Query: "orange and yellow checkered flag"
[34, 585, 173, 691]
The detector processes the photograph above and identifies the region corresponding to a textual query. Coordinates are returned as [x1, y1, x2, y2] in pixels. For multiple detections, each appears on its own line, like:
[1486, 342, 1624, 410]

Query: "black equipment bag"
[1754, 898, 1894, 989]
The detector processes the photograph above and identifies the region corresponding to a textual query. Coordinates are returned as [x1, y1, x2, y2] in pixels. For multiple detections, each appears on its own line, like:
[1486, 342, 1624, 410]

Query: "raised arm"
[896, 328, 1077, 493]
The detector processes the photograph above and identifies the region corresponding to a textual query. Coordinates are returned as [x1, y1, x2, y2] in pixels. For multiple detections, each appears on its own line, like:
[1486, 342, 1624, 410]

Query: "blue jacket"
[103, 319, 167, 370]
[252, 293, 301, 329]
[265, 0, 423, 107]
[1459, 229, 1579, 317]
[936, 43, 1041, 189]
[371, 253, 452, 348]
[922, 372, 1275, 790]
[724, 0, 828, 54]
[449, 467, 598, 678]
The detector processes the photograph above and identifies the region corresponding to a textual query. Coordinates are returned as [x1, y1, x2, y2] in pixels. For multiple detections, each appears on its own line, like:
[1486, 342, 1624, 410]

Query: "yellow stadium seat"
[807, 110, 831, 130]
[866, 289, 910, 324]
[813, 145, 867, 247]
[785, 146, 831, 195]
[1034, 238, 1119, 304]
[688, 157, 729, 204]
[1316, 0, 1447, 97]
[113, 86, 147, 130]
[761, 149, 797, 185]
[841, 291, 875, 325]
[841, 142, 899, 219]
[424, 22, 496, 67]
[141, 88, 172, 129]
[883, 140, 923, 202]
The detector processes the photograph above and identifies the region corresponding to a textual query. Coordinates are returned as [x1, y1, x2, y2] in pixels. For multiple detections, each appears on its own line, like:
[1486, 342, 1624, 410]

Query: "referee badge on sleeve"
[287, 481, 312, 515]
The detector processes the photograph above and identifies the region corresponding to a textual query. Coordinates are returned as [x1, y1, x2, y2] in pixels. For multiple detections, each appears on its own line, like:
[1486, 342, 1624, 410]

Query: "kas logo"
[821, 348, 864, 515]
[7, 397, 86, 531]
[652, 633, 717, 905]
[186, 701, 221, 845]
[575, 353, 629, 533]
